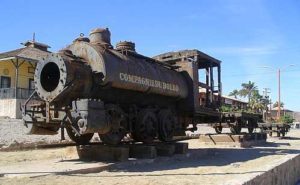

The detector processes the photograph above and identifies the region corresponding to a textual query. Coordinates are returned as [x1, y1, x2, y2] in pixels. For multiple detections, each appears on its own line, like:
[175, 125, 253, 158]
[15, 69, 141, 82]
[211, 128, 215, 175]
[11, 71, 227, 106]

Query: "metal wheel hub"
[99, 105, 127, 145]
[133, 110, 157, 143]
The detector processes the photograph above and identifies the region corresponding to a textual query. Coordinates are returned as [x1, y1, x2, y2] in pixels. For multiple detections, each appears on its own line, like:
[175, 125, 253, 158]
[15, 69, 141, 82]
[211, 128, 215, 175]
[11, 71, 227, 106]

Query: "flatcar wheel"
[248, 127, 254, 134]
[277, 131, 281, 137]
[99, 128, 126, 145]
[158, 110, 176, 142]
[133, 110, 157, 144]
[215, 126, 223, 134]
[230, 125, 241, 134]
[281, 130, 285, 137]
[247, 119, 256, 134]
[66, 126, 94, 145]
[269, 131, 273, 137]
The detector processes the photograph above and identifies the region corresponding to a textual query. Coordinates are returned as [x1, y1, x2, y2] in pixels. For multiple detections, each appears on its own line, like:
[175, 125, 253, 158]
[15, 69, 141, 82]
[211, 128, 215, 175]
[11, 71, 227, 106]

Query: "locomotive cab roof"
[152, 49, 221, 69]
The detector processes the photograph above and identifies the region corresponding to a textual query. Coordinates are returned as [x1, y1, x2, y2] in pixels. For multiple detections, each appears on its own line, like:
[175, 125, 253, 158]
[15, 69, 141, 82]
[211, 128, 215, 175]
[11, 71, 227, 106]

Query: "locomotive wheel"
[247, 119, 256, 134]
[99, 104, 127, 145]
[248, 127, 254, 134]
[132, 110, 157, 144]
[281, 129, 286, 137]
[214, 126, 223, 134]
[66, 126, 94, 145]
[158, 110, 176, 142]
[230, 125, 242, 134]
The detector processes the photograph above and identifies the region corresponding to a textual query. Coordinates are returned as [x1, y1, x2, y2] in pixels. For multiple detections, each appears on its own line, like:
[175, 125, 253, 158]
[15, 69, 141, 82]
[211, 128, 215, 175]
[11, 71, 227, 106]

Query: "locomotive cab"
[153, 50, 222, 117]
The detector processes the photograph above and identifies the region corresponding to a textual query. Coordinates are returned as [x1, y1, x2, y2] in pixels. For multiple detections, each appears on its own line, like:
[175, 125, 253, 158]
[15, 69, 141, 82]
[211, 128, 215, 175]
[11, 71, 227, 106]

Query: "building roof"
[152, 49, 221, 68]
[221, 95, 248, 104]
[0, 41, 51, 63]
[22, 40, 50, 49]
[271, 107, 293, 112]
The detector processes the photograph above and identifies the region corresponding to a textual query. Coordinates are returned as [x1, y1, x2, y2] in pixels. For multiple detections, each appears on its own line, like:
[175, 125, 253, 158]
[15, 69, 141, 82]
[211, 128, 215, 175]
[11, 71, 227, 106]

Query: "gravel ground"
[0, 118, 70, 149]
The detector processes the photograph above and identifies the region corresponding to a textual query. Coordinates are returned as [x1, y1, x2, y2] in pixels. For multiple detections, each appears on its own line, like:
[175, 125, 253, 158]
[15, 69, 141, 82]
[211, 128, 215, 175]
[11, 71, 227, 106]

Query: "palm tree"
[239, 81, 258, 103]
[273, 101, 284, 108]
[249, 90, 264, 112]
[229, 89, 239, 99]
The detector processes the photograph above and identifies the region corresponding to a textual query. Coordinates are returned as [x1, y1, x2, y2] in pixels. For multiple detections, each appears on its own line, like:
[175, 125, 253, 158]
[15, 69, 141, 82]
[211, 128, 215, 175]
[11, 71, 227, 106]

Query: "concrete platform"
[129, 145, 157, 159]
[155, 144, 176, 156]
[173, 142, 189, 154]
[76, 145, 129, 161]
[199, 132, 267, 147]
[73, 142, 189, 161]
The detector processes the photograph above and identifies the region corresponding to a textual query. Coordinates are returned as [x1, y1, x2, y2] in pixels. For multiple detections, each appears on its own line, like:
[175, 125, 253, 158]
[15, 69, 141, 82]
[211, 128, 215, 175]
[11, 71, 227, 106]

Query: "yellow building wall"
[0, 60, 35, 89]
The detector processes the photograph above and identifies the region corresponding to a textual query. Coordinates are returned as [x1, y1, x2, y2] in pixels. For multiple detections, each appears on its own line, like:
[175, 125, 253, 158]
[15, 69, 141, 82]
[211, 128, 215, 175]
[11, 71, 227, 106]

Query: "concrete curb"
[243, 154, 300, 185]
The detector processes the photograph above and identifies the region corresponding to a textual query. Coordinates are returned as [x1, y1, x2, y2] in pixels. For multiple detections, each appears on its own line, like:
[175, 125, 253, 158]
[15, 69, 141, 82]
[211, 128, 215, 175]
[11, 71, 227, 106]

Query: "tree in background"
[228, 81, 268, 113]
[273, 101, 284, 109]
[229, 89, 239, 98]
[280, 114, 294, 123]
[239, 81, 258, 103]
[249, 90, 265, 113]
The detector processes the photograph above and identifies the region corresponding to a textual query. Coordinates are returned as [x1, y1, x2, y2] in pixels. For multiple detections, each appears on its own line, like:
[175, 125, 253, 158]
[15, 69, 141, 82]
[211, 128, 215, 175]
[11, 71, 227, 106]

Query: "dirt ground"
[0, 127, 300, 185]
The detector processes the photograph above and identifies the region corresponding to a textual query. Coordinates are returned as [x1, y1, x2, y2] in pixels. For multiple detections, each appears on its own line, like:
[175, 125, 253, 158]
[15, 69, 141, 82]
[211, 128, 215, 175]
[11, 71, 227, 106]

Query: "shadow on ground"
[1, 146, 298, 178]
[106, 147, 300, 173]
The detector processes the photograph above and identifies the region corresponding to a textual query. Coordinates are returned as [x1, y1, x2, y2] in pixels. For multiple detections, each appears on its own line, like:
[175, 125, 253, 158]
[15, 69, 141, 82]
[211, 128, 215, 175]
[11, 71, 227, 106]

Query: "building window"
[29, 78, 34, 90]
[0, 76, 11, 88]
[28, 67, 35, 74]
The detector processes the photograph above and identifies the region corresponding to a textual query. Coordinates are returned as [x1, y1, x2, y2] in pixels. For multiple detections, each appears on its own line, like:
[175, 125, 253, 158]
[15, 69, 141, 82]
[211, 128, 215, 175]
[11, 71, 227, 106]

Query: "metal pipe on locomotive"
[23, 28, 198, 145]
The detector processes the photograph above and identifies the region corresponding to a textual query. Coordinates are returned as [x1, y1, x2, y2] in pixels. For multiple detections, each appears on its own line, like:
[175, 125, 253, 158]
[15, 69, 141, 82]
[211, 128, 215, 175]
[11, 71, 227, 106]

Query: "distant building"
[199, 89, 248, 109]
[291, 112, 300, 122]
[0, 40, 50, 118]
[221, 95, 248, 110]
[266, 107, 299, 122]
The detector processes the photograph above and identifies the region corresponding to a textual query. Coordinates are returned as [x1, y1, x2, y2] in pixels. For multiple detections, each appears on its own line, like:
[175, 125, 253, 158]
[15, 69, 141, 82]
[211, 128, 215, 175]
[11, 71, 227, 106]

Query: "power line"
[223, 69, 300, 78]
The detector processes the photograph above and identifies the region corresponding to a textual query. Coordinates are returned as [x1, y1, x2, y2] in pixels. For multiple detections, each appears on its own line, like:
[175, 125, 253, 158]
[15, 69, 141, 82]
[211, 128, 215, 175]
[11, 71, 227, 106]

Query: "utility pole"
[262, 88, 271, 98]
[262, 64, 295, 122]
[262, 88, 271, 121]
[278, 69, 281, 120]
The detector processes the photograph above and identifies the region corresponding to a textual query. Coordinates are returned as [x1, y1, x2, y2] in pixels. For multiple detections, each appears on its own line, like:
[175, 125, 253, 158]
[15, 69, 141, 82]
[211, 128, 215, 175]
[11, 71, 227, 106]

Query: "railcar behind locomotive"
[22, 27, 223, 145]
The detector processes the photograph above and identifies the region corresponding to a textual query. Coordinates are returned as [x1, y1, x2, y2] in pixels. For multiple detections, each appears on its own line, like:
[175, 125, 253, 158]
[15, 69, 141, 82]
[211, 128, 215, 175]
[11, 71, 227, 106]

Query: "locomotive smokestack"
[89, 28, 112, 47]
[34, 50, 93, 103]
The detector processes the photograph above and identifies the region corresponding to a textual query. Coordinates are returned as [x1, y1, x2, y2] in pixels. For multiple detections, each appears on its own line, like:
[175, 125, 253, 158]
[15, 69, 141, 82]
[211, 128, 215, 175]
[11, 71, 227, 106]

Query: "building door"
[0, 76, 11, 88]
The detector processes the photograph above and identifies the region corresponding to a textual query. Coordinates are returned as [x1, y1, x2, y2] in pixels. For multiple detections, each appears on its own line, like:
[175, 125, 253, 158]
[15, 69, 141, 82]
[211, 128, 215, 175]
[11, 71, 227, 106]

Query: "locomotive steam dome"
[116, 41, 136, 52]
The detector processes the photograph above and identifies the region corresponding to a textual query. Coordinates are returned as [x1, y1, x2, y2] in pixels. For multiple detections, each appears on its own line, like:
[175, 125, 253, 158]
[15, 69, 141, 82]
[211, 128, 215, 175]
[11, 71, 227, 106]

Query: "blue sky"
[0, 0, 300, 111]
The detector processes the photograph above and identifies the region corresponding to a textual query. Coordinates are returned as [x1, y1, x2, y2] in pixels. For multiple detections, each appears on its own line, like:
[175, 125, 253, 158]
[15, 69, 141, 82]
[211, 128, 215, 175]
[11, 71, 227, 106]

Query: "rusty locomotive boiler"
[22, 27, 222, 144]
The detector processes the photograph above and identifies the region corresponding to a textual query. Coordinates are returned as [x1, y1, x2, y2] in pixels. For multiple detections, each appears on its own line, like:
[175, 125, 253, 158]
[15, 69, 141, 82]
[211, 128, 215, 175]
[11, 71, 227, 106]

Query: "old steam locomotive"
[22, 27, 223, 145]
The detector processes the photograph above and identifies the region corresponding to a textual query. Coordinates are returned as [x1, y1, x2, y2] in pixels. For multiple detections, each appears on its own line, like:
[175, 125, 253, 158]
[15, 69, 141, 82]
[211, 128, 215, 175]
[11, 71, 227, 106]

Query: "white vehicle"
[291, 122, 300, 129]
